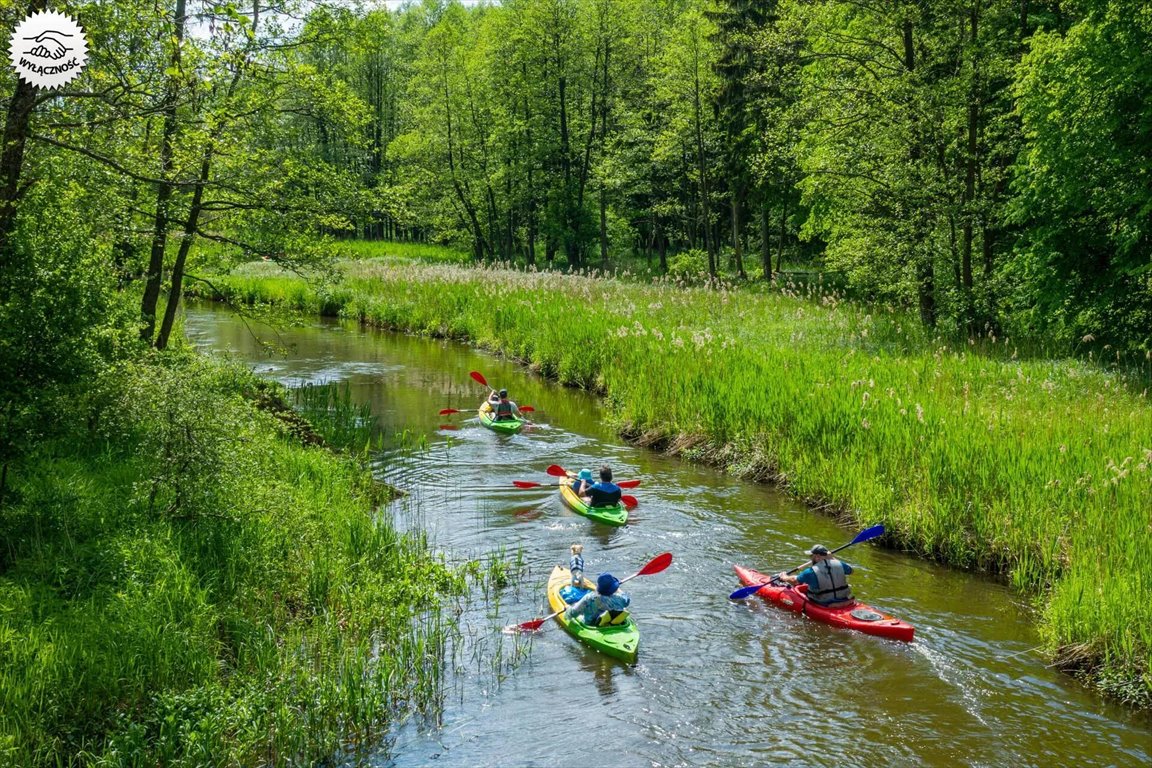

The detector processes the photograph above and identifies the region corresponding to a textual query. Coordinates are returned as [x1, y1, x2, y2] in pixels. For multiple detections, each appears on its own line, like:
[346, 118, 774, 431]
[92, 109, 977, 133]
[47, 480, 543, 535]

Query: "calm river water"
[186, 304, 1150, 768]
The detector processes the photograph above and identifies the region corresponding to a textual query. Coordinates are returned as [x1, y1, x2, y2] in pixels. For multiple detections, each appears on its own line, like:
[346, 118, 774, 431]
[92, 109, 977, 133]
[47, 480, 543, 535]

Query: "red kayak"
[733, 565, 914, 642]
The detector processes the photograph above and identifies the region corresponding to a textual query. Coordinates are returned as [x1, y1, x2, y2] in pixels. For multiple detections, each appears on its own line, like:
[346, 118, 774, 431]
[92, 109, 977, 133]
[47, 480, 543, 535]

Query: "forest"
[2, 0, 1149, 365]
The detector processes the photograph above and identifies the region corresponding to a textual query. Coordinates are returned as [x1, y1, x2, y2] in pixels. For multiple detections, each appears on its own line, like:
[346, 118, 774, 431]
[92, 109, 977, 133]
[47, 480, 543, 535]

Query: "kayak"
[478, 403, 525, 434]
[559, 482, 628, 526]
[547, 565, 639, 663]
[733, 565, 915, 642]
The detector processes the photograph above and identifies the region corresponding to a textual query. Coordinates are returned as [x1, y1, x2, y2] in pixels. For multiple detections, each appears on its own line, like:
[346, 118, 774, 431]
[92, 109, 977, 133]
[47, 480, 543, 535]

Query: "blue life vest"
[586, 481, 622, 507]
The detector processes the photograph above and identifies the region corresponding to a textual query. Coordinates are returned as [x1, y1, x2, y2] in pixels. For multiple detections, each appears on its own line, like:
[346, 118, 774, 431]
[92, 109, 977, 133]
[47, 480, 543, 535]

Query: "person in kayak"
[776, 545, 855, 607]
[569, 543, 586, 587]
[565, 573, 631, 626]
[571, 468, 594, 492]
[488, 389, 526, 422]
[580, 465, 622, 507]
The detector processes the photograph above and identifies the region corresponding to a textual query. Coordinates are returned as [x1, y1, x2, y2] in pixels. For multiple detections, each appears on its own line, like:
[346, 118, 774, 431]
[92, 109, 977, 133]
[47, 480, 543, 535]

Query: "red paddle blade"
[621, 494, 638, 509]
[518, 405, 535, 413]
[546, 464, 569, 477]
[636, 551, 673, 576]
[438, 408, 461, 415]
[516, 617, 545, 632]
[470, 370, 488, 387]
[512, 480, 543, 489]
[618, 479, 641, 489]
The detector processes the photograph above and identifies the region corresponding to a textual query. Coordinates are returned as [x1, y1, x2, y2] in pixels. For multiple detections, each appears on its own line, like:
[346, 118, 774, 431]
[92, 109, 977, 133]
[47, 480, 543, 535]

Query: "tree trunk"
[140, 0, 188, 343]
[730, 193, 745, 278]
[693, 45, 715, 276]
[777, 200, 787, 275]
[0, 0, 48, 271]
[558, 75, 578, 266]
[600, 185, 609, 268]
[156, 147, 210, 350]
[760, 199, 772, 280]
[961, 6, 980, 332]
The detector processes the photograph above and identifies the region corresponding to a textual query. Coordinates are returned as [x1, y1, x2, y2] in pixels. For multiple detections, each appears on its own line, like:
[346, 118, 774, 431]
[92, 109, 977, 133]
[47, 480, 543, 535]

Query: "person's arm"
[841, 562, 854, 575]
[565, 591, 593, 619]
[778, 567, 811, 586]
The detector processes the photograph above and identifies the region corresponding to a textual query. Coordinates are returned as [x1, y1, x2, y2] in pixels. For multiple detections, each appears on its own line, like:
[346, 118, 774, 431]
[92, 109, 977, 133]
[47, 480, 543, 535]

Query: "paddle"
[545, 464, 640, 488]
[511, 551, 674, 632]
[440, 405, 534, 416]
[728, 524, 886, 600]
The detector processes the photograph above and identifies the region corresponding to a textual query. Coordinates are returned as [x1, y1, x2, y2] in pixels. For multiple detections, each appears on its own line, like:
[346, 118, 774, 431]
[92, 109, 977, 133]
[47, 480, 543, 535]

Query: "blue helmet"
[597, 573, 620, 595]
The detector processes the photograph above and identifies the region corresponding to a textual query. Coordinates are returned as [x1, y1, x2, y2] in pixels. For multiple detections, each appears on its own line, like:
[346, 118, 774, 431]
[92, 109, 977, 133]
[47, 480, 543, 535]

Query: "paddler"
[579, 465, 622, 508]
[571, 468, 594, 492]
[565, 573, 631, 626]
[488, 388, 526, 422]
[775, 545, 855, 607]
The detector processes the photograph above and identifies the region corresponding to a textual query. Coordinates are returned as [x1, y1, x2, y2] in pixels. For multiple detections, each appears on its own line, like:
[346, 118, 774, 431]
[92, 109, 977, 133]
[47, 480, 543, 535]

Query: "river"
[186, 303, 1150, 768]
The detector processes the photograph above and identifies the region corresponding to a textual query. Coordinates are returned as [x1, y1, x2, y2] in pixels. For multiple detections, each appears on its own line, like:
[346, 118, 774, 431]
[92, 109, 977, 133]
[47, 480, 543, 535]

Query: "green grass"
[341, 240, 471, 264]
[194, 259, 1152, 705]
[0, 354, 468, 765]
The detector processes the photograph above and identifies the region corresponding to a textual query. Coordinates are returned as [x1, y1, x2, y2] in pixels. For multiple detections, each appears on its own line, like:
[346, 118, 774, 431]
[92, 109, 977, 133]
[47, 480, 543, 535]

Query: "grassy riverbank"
[0, 353, 463, 764]
[191, 258, 1152, 705]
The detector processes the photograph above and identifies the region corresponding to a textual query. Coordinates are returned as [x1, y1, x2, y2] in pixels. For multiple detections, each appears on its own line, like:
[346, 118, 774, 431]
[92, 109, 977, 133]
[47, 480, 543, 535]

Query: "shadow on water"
[185, 302, 1152, 768]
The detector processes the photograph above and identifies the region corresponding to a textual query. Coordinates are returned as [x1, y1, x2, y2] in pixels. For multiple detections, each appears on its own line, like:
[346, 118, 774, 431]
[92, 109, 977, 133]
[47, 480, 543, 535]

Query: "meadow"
[189, 256, 1152, 705]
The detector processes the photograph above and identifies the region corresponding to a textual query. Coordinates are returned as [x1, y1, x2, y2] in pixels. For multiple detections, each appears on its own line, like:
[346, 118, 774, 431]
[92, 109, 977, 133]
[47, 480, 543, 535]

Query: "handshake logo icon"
[8, 9, 89, 89]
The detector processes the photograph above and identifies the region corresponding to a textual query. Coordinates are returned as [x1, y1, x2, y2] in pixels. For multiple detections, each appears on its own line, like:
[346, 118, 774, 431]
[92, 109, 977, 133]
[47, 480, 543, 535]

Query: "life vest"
[494, 399, 514, 420]
[569, 555, 585, 580]
[808, 558, 853, 605]
[579, 592, 630, 625]
[596, 609, 630, 627]
[586, 482, 622, 507]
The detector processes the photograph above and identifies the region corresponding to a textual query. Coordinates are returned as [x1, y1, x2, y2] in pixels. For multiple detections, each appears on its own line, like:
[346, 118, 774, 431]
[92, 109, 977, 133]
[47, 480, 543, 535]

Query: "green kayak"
[547, 566, 639, 663]
[478, 404, 525, 434]
[559, 483, 628, 526]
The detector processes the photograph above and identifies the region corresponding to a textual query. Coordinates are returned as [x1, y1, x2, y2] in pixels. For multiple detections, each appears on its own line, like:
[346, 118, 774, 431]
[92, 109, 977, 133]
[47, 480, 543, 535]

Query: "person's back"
[778, 545, 855, 607]
[492, 389, 517, 421]
[796, 555, 854, 606]
[567, 573, 631, 626]
[584, 465, 621, 507]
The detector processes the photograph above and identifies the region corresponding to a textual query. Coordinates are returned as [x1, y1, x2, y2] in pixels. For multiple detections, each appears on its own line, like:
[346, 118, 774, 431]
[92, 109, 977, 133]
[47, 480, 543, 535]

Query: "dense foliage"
[278, 0, 1149, 354]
